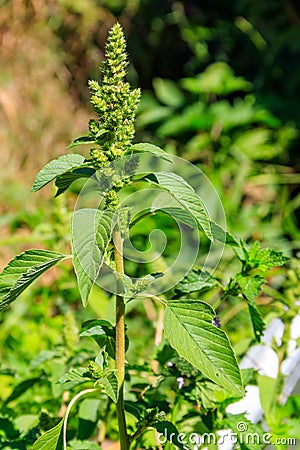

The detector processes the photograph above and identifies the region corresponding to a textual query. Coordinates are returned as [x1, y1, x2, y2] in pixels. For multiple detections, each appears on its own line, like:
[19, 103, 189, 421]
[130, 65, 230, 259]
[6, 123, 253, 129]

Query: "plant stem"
[63, 388, 98, 450]
[114, 227, 129, 450]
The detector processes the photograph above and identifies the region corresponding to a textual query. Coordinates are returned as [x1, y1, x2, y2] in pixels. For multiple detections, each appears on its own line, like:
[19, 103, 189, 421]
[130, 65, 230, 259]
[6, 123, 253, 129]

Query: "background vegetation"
[1, 1, 300, 448]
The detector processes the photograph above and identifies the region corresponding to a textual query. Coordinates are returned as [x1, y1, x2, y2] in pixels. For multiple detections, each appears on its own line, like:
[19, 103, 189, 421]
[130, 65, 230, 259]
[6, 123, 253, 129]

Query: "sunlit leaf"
[175, 270, 220, 294]
[71, 209, 115, 306]
[145, 172, 212, 240]
[211, 221, 240, 247]
[31, 420, 63, 450]
[164, 300, 243, 396]
[130, 142, 173, 162]
[31, 154, 85, 192]
[181, 62, 252, 95]
[0, 250, 66, 311]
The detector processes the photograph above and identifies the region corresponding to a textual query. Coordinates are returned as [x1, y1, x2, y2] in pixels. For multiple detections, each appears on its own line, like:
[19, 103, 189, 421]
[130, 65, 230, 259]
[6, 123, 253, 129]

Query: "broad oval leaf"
[71, 209, 115, 306]
[130, 143, 174, 163]
[145, 172, 212, 240]
[0, 250, 66, 311]
[31, 419, 63, 450]
[164, 300, 244, 396]
[31, 154, 85, 192]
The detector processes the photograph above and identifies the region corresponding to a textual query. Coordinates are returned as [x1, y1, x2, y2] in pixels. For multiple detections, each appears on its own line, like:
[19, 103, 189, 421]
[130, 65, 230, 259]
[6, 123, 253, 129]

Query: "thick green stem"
[114, 228, 129, 450]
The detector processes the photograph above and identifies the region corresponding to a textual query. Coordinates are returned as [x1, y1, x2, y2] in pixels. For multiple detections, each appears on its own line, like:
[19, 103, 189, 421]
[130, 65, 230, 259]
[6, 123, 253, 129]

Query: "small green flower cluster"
[88, 23, 141, 167]
[87, 360, 103, 380]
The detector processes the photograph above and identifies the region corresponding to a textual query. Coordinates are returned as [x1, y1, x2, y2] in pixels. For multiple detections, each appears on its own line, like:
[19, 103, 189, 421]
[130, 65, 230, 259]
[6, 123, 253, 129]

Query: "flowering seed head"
[88, 23, 141, 162]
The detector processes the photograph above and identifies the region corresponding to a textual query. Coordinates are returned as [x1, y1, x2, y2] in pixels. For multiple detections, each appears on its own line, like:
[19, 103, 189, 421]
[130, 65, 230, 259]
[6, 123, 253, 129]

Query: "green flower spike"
[89, 23, 141, 165]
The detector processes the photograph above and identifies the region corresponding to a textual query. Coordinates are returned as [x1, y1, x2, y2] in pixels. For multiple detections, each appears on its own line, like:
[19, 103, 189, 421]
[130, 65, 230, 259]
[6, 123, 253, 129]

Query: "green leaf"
[225, 414, 264, 450]
[236, 274, 265, 302]
[130, 143, 174, 163]
[80, 319, 114, 338]
[153, 206, 197, 228]
[55, 167, 95, 197]
[236, 274, 265, 341]
[181, 62, 252, 95]
[285, 418, 300, 440]
[4, 377, 41, 404]
[0, 250, 66, 311]
[78, 398, 100, 423]
[31, 420, 63, 450]
[67, 135, 96, 148]
[151, 207, 239, 247]
[97, 371, 119, 403]
[164, 300, 244, 396]
[57, 368, 91, 389]
[153, 78, 185, 107]
[71, 209, 115, 306]
[31, 154, 85, 192]
[80, 319, 128, 359]
[256, 248, 289, 271]
[0, 415, 20, 440]
[257, 374, 277, 419]
[211, 221, 240, 247]
[77, 398, 101, 440]
[145, 172, 212, 240]
[80, 319, 114, 349]
[247, 302, 265, 342]
[243, 241, 289, 272]
[124, 400, 145, 419]
[152, 421, 186, 450]
[137, 105, 172, 127]
[175, 270, 220, 294]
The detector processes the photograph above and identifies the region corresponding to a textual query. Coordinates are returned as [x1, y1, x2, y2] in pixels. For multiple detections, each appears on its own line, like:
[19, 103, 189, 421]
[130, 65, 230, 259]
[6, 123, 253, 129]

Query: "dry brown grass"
[0, 2, 86, 178]
[0, 0, 128, 180]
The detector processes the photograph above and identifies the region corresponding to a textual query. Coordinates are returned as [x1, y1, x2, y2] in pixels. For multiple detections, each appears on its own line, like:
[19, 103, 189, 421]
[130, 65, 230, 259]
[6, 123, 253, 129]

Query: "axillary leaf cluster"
[88, 23, 141, 165]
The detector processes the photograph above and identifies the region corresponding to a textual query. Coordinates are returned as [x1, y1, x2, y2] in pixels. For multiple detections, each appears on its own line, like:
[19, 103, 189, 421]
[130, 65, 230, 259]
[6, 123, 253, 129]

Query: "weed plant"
[0, 23, 297, 450]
